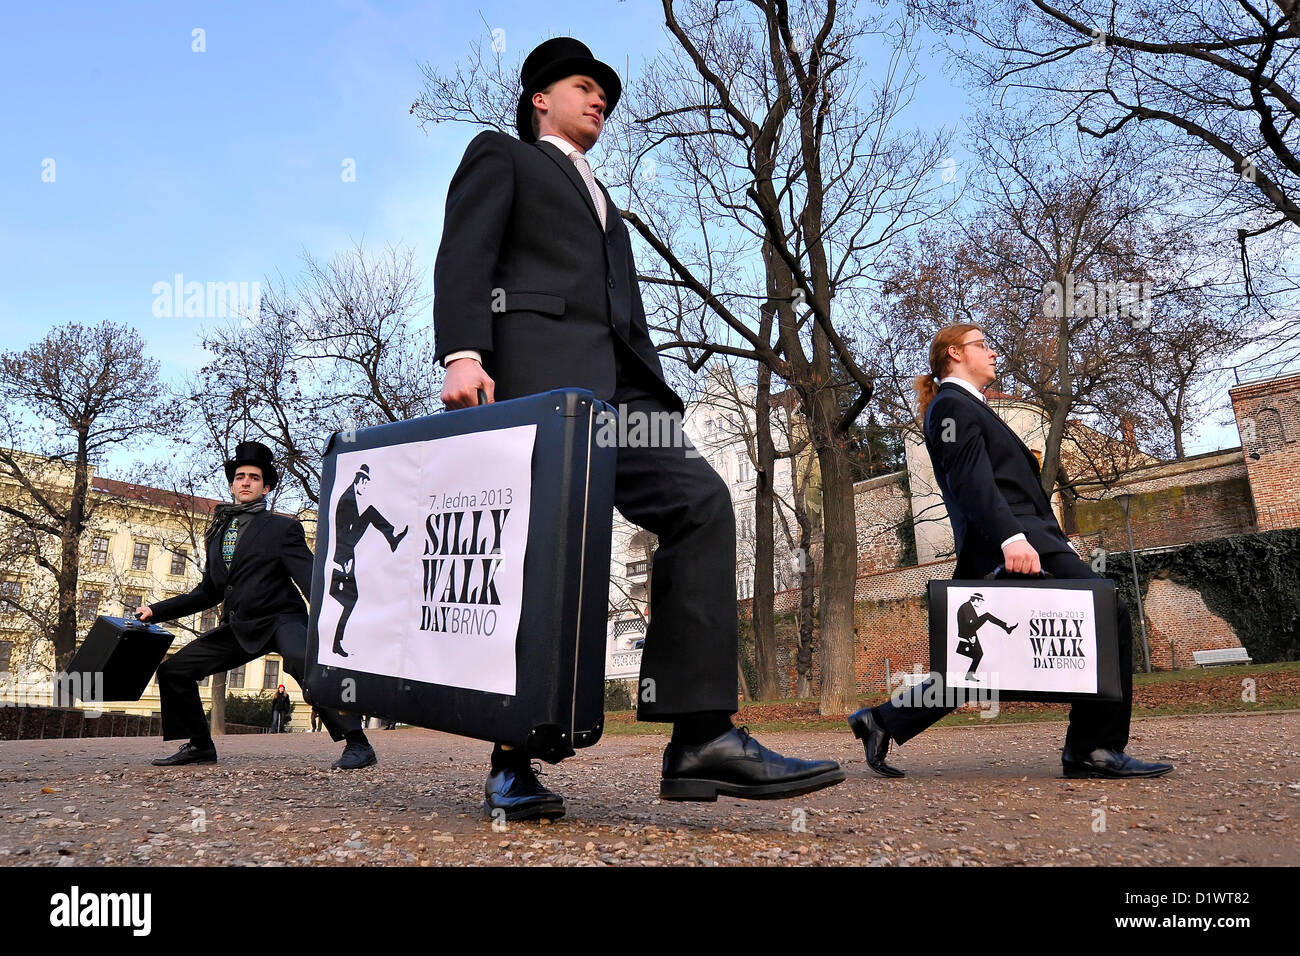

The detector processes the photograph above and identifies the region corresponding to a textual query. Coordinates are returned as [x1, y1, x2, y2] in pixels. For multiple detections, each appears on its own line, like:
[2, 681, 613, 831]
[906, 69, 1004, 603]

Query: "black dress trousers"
[608, 343, 739, 721]
[156, 618, 362, 743]
[874, 549, 1135, 752]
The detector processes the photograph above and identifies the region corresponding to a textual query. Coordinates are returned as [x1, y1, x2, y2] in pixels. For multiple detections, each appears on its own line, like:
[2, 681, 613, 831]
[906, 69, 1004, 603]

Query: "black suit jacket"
[433, 130, 682, 412]
[923, 382, 1074, 578]
[149, 511, 314, 654]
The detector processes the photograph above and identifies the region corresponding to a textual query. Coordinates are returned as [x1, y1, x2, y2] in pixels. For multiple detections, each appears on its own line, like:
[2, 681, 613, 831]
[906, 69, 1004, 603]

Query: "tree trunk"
[52, 434, 92, 672]
[795, 506, 816, 699]
[814, 397, 859, 715]
[752, 362, 780, 699]
[210, 671, 227, 735]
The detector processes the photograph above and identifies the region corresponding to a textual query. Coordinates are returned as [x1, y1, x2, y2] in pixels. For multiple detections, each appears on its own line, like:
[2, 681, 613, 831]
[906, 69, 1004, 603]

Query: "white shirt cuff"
[1001, 533, 1027, 549]
[443, 350, 483, 367]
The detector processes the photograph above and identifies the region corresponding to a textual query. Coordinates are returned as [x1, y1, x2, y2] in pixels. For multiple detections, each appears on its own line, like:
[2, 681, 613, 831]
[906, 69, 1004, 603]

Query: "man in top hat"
[434, 36, 845, 820]
[138, 441, 378, 770]
[327, 463, 408, 658]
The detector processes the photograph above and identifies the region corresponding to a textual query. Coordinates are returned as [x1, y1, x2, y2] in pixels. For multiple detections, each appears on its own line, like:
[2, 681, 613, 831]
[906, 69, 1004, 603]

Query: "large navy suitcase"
[65, 615, 175, 703]
[305, 388, 616, 762]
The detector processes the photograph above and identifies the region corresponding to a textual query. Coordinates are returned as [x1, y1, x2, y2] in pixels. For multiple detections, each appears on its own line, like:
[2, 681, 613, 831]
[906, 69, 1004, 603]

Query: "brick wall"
[1231, 373, 1300, 531]
[852, 472, 911, 574]
[1141, 578, 1244, 670]
[1073, 470, 1256, 553]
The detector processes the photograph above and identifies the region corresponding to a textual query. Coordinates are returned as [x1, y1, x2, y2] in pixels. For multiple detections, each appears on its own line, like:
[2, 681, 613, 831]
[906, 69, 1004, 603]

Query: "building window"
[626, 559, 648, 577]
[0, 580, 21, 603]
[200, 608, 220, 631]
[228, 665, 244, 689]
[79, 589, 101, 622]
[90, 536, 110, 566]
[0, 641, 10, 673]
[170, 549, 187, 576]
[123, 593, 144, 617]
[736, 454, 752, 483]
[131, 542, 150, 571]
[198, 669, 209, 689]
[264, 659, 281, 689]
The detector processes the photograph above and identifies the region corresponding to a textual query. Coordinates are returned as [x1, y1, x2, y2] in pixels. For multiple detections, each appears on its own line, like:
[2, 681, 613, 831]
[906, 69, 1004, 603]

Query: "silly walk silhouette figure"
[329, 465, 408, 657]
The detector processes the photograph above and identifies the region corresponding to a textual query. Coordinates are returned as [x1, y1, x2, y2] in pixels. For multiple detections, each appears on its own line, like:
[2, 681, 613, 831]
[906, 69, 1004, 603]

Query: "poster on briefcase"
[314, 424, 536, 697]
[940, 585, 1101, 696]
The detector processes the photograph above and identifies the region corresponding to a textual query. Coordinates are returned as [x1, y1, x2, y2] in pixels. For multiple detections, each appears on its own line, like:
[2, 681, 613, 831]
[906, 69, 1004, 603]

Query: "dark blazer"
[148, 510, 314, 654]
[923, 382, 1074, 578]
[433, 130, 681, 412]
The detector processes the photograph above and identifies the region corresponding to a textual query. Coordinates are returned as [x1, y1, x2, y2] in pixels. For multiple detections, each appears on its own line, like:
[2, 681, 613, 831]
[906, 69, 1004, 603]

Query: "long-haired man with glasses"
[846, 324, 1173, 781]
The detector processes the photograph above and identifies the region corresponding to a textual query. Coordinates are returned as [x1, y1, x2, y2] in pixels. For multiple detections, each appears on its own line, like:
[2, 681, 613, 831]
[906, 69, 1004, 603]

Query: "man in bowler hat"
[954, 592, 1016, 680]
[434, 37, 845, 820]
[327, 463, 408, 658]
[139, 441, 378, 770]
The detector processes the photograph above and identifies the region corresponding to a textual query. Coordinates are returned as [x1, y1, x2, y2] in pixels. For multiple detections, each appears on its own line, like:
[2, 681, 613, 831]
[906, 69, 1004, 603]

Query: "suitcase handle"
[984, 565, 1055, 580]
[475, 387, 487, 406]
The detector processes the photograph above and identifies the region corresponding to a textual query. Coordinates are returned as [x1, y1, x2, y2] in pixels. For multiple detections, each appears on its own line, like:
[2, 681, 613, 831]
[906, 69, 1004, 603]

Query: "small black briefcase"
[65, 615, 175, 703]
[927, 569, 1123, 703]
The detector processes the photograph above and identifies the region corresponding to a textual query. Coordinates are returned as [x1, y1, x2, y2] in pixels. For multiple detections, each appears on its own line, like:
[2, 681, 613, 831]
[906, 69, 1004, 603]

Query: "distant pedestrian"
[271, 684, 291, 733]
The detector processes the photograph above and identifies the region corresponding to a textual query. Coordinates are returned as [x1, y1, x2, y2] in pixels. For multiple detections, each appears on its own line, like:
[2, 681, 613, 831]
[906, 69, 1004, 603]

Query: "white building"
[604, 366, 804, 679]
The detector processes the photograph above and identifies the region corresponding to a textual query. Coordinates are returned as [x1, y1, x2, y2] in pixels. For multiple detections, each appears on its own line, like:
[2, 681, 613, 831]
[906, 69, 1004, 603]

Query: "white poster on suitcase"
[315, 424, 536, 696]
[944, 586, 1099, 695]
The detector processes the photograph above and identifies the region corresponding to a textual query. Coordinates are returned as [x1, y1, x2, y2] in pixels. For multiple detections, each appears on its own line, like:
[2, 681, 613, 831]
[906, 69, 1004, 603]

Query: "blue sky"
[1, 0, 1240, 471]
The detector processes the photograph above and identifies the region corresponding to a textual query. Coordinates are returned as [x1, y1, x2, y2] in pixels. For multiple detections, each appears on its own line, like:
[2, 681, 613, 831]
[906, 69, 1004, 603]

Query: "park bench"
[1192, 648, 1252, 667]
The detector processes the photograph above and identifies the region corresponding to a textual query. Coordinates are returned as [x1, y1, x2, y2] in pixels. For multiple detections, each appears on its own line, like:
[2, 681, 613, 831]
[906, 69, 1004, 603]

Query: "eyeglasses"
[956, 338, 993, 353]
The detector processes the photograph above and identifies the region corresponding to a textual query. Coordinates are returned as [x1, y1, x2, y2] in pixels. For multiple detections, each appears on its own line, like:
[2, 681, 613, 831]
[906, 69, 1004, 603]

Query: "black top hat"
[224, 441, 279, 491]
[515, 37, 622, 142]
[355, 464, 371, 482]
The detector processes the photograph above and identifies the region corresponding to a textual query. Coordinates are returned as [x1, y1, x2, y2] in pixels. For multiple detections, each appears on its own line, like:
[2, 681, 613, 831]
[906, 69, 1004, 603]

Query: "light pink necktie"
[569, 151, 607, 229]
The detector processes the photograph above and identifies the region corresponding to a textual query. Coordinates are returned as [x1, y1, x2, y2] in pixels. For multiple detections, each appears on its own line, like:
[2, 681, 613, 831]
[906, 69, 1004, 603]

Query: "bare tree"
[0, 323, 179, 672]
[195, 242, 436, 507]
[913, 0, 1300, 368]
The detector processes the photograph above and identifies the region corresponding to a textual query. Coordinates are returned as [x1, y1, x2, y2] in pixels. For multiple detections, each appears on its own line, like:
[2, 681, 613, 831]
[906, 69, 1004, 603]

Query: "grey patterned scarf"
[205, 497, 268, 549]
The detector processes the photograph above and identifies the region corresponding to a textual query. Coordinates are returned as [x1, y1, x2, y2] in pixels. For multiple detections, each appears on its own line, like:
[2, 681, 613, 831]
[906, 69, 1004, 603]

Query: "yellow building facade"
[0, 454, 318, 731]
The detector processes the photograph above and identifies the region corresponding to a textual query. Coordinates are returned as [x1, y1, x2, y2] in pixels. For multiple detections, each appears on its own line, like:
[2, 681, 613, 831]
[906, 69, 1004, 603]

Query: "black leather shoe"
[331, 741, 377, 770]
[332, 641, 349, 658]
[660, 726, 846, 801]
[152, 742, 217, 766]
[1062, 746, 1173, 779]
[846, 707, 906, 778]
[484, 762, 566, 822]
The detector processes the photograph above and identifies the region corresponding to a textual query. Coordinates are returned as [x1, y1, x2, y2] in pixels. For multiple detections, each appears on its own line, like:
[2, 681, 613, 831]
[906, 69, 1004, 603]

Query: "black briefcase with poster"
[64, 615, 175, 703]
[927, 568, 1123, 703]
[305, 388, 617, 762]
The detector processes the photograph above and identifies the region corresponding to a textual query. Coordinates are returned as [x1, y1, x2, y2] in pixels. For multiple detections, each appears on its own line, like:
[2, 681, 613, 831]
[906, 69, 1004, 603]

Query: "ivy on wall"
[1103, 529, 1300, 665]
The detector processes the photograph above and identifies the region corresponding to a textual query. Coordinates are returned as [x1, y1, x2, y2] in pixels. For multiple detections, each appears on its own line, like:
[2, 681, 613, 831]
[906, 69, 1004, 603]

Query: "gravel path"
[2, 712, 1295, 866]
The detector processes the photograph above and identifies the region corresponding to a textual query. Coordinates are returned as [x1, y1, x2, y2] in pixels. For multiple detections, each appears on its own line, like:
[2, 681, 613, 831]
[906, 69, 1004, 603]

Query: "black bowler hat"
[224, 441, 279, 491]
[515, 36, 622, 142]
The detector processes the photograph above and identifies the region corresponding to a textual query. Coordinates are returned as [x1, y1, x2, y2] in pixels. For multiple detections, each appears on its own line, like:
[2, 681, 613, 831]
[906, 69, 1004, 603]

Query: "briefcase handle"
[984, 565, 1056, 580]
[475, 388, 487, 406]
